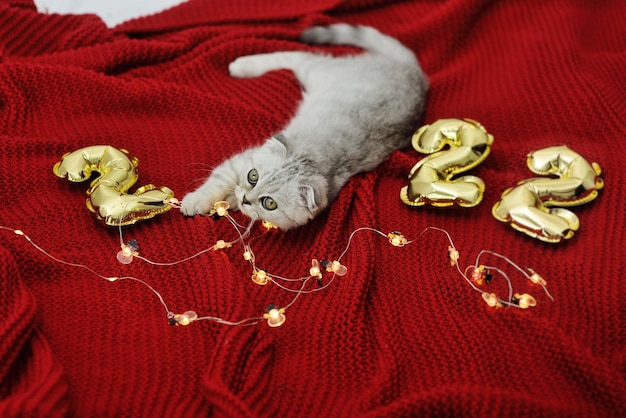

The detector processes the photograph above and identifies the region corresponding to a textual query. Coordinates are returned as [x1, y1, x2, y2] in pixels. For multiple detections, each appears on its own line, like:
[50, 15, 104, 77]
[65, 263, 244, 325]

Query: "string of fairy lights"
[0, 199, 553, 328]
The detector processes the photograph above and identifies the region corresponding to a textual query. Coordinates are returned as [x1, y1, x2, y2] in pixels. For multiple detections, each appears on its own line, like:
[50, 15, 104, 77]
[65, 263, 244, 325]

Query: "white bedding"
[33, 0, 188, 27]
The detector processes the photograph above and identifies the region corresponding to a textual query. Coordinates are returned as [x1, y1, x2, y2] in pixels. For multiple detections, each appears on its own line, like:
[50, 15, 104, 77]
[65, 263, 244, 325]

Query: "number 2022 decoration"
[492, 145, 603, 243]
[53, 145, 175, 226]
[400, 119, 603, 244]
[401, 118, 494, 208]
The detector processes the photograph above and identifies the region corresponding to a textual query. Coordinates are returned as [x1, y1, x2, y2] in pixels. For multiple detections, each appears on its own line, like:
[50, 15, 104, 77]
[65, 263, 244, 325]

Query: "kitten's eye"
[261, 197, 277, 211]
[247, 169, 258, 186]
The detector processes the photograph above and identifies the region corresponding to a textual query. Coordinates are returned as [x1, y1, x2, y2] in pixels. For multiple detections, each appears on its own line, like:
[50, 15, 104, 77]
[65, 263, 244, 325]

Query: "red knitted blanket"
[1, 0, 624, 416]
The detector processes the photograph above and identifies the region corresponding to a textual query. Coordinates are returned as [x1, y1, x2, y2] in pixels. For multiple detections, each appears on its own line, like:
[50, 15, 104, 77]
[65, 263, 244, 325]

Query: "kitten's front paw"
[180, 191, 215, 216]
[229, 56, 263, 78]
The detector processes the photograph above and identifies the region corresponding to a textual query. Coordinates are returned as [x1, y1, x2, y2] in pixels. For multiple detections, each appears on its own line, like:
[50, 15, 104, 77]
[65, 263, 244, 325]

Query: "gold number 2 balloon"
[401, 118, 494, 208]
[492, 145, 603, 243]
[53, 145, 175, 226]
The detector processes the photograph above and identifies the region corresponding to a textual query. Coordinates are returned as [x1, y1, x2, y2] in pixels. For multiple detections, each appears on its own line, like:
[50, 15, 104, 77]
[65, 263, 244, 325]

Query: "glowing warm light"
[213, 201, 230, 217]
[328, 260, 347, 276]
[527, 269, 553, 301]
[388, 231, 408, 247]
[482, 292, 502, 308]
[262, 220, 278, 230]
[529, 270, 547, 286]
[514, 293, 537, 309]
[242, 245, 255, 261]
[116, 243, 138, 265]
[251, 269, 268, 285]
[310, 259, 322, 278]
[2, 210, 554, 330]
[448, 246, 459, 266]
[469, 266, 487, 285]
[171, 310, 199, 326]
[264, 307, 286, 327]
[214, 240, 231, 250]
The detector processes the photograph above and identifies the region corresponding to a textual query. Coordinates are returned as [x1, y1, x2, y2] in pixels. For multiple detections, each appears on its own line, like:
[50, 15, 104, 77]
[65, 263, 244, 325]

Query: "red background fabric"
[1, 0, 625, 416]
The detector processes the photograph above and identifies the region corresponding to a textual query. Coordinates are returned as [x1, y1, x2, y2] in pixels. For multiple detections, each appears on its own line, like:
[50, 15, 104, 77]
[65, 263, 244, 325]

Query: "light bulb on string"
[214, 240, 231, 250]
[388, 231, 408, 247]
[468, 265, 490, 286]
[448, 246, 460, 266]
[262, 220, 278, 230]
[482, 292, 503, 308]
[264, 305, 286, 327]
[243, 245, 255, 262]
[210, 201, 230, 217]
[116, 240, 139, 264]
[251, 269, 269, 285]
[512, 293, 537, 309]
[323, 260, 347, 276]
[168, 310, 199, 326]
[1, 199, 555, 331]
[310, 259, 323, 279]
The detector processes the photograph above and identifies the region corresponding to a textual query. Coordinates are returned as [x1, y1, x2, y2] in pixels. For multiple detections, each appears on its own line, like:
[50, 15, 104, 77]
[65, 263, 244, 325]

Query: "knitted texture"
[1, 0, 625, 417]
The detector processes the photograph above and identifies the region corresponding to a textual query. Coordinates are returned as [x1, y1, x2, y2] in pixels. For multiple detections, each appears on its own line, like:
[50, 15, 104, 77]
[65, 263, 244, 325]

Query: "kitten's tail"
[300, 24, 417, 66]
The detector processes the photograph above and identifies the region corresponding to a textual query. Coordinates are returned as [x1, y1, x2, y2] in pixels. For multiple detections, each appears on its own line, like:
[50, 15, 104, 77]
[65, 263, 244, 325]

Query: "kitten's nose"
[242, 196, 251, 205]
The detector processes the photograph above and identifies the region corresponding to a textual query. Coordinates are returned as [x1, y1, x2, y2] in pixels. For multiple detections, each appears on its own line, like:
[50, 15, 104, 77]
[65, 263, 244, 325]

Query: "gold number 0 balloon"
[492, 145, 603, 243]
[53, 145, 175, 226]
[401, 118, 494, 207]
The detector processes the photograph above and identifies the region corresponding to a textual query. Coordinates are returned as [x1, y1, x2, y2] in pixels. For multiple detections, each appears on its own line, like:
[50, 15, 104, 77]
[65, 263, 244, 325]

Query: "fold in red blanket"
[1, 0, 624, 416]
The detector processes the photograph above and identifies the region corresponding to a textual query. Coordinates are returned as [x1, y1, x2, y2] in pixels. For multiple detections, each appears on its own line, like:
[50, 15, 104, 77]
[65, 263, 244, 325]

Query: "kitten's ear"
[301, 185, 319, 213]
[267, 133, 288, 156]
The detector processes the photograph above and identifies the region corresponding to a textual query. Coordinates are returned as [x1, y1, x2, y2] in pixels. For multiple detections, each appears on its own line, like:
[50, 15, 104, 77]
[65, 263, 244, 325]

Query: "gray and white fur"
[181, 24, 428, 230]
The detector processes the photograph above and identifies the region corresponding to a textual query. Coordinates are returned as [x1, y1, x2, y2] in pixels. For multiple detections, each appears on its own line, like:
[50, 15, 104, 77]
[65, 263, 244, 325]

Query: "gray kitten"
[181, 24, 428, 229]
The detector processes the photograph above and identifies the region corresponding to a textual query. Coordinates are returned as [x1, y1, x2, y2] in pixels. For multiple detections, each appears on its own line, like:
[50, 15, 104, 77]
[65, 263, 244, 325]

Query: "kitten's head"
[234, 137, 328, 230]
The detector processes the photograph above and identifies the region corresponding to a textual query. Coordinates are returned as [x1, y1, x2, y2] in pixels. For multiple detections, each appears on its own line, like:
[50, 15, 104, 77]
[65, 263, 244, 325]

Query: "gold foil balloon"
[53, 145, 175, 226]
[492, 145, 603, 243]
[401, 118, 494, 208]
